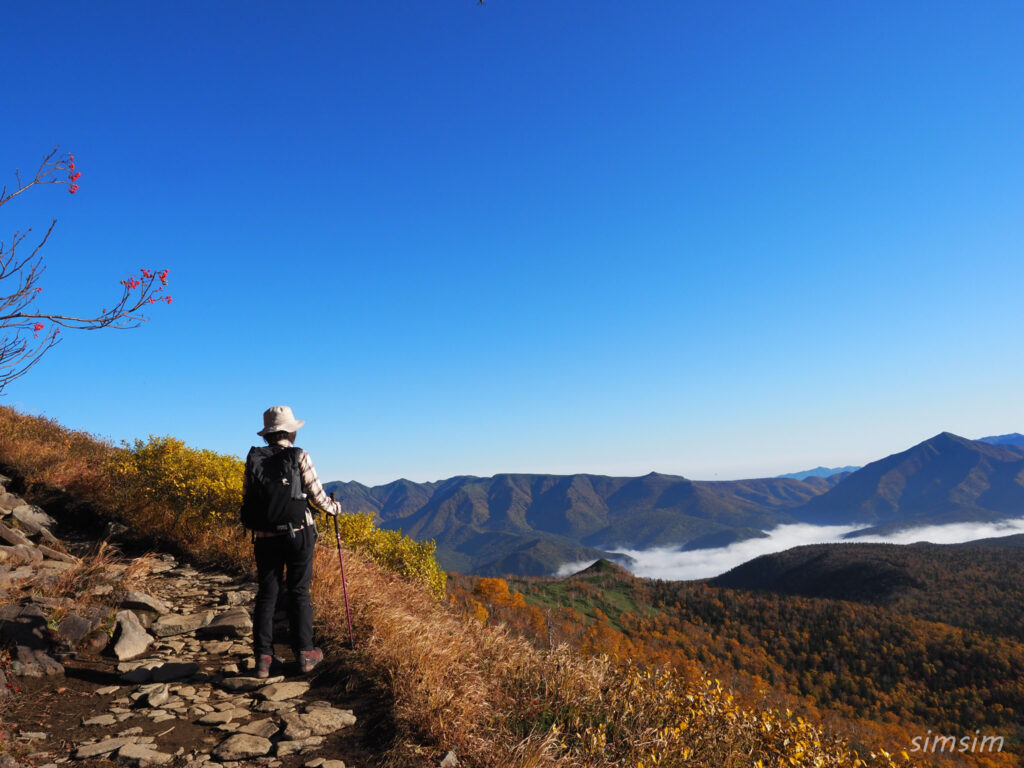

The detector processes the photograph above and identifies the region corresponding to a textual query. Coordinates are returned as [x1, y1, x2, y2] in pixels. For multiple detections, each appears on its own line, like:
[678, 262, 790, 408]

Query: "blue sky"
[3, 2, 1023, 485]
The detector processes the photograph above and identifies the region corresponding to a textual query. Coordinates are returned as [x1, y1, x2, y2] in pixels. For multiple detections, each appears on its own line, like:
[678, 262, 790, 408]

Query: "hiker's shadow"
[64, 665, 122, 686]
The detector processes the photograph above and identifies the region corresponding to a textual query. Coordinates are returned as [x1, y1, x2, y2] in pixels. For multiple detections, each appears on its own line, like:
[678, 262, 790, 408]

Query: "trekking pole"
[329, 492, 355, 649]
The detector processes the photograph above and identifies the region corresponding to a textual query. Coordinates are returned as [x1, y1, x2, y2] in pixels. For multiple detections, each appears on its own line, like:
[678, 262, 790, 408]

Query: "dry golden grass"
[0, 405, 919, 768]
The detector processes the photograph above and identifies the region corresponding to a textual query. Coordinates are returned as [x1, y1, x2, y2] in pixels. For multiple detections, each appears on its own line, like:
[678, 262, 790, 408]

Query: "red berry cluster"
[65, 153, 81, 194]
[121, 268, 173, 305]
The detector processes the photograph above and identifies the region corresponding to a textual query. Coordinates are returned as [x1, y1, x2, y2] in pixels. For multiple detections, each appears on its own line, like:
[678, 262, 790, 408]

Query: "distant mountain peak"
[978, 433, 1024, 448]
[777, 466, 860, 481]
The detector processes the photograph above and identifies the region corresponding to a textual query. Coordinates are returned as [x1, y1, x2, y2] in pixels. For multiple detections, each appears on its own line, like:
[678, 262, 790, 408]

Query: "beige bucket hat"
[257, 405, 306, 436]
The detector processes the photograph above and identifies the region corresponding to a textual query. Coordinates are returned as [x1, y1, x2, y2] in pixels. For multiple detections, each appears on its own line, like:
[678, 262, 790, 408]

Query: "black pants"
[253, 525, 316, 657]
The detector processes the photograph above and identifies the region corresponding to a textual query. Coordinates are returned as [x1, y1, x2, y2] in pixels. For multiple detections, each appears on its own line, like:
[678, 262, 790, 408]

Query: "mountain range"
[325, 431, 1024, 576]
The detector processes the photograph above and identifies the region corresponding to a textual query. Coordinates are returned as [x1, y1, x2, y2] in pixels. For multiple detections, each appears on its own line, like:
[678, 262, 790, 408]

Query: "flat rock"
[197, 607, 252, 639]
[0, 521, 32, 547]
[152, 611, 213, 637]
[440, 750, 459, 767]
[114, 610, 154, 661]
[300, 706, 357, 735]
[116, 743, 174, 767]
[213, 734, 273, 761]
[258, 681, 309, 701]
[220, 675, 283, 693]
[83, 714, 118, 726]
[74, 738, 132, 759]
[306, 761, 346, 768]
[275, 736, 324, 757]
[122, 591, 171, 615]
[197, 708, 250, 725]
[151, 661, 200, 682]
[38, 544, 78, 563]
[237, 719, 279, 738]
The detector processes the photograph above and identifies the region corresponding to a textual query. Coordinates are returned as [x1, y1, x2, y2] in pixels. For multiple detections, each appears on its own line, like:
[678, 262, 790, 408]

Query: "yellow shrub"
[107, 436, 244, 530]
[321, 511, 447, 599]
[105, 435, 446, 598]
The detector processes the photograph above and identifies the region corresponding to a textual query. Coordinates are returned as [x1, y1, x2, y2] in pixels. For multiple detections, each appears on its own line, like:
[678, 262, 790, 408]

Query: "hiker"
[241, 405, 342, 678]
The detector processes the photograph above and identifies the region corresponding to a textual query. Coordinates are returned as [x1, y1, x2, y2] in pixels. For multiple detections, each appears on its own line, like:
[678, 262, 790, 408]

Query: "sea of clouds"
[554, 518, 1024, 581]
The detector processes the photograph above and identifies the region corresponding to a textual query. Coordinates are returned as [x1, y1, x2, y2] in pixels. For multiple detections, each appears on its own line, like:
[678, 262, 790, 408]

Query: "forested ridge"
[449, 544, 1024, 767]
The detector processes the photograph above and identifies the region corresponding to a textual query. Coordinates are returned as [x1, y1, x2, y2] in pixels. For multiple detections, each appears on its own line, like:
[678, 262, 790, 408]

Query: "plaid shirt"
[246, 438, 342, 531]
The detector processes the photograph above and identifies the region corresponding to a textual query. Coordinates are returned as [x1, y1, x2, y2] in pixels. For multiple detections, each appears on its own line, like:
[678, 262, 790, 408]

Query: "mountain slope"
[791, 432, 1024, 526]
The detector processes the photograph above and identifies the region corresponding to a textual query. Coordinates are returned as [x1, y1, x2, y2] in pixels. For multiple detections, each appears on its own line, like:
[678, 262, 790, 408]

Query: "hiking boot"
[298, 647, 323, 674]
[255, 654, 273, 679]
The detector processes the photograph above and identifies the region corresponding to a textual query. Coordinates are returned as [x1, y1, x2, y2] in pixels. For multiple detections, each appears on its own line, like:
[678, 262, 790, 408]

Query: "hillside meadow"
[0, 405, 916, 768]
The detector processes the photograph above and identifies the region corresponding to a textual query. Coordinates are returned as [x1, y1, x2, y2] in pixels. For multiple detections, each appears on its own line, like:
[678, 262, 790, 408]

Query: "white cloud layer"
[554, 518, 1024, 581]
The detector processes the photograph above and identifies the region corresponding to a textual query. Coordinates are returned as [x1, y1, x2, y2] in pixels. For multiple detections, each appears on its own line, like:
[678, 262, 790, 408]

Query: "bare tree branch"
[0, 148, 171, 393]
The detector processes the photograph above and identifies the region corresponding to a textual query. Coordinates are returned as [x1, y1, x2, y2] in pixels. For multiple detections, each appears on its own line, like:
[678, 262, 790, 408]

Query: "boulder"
[197, 607, 252, 639]
[113, 610, 155, 660]
[10, 505, 56, 534]
[57, 614, 94, 646]
[213, 734, 273, 761]
[0, 492, 22, 511]
[121, 662, 161, 684]
[145, 684, 170, 708]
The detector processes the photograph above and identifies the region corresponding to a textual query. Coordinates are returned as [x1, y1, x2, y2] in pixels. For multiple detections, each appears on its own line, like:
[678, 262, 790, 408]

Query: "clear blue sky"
[3, 2, 1023, 485]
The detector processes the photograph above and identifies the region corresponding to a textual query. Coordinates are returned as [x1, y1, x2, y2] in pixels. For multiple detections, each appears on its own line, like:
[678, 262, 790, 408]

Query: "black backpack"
[240, 445, 309, 532]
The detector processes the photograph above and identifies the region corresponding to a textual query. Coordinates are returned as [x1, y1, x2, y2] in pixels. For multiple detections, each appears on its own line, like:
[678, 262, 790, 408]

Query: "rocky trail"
[0, 472, 397, 768]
